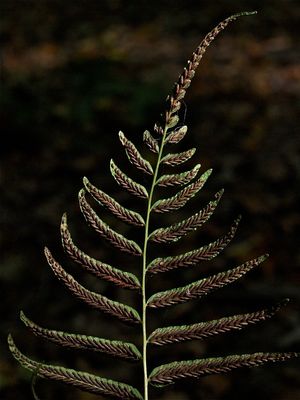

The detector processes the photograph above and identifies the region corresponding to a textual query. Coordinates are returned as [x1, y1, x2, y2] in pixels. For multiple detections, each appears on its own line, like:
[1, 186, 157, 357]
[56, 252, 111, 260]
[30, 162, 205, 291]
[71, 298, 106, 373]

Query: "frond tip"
[8, 335, 143, 399]
[149, 351, 299, 387]
[163, 11, 259, 129]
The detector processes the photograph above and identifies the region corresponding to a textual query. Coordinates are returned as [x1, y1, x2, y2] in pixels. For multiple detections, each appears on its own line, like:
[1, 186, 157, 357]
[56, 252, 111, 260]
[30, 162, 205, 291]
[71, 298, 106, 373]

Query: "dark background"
[1, 1, 299, 399]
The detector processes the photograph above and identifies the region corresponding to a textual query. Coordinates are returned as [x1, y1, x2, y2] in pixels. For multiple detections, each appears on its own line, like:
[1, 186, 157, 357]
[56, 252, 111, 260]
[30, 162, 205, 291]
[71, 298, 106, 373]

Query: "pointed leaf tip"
[273, 298, 290, 313]
[232, 11, 257, 18]
[260, 253, 269, 263]
[236, 214, 242, 223]
[19, 309, 25, 318]
[118, 131, 153, 175]
[79, 188, 85, 197]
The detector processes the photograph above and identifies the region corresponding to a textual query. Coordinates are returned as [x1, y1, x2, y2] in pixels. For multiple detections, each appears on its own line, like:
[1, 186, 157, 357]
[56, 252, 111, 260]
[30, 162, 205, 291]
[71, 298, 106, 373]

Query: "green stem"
[142, 126, 168, 400]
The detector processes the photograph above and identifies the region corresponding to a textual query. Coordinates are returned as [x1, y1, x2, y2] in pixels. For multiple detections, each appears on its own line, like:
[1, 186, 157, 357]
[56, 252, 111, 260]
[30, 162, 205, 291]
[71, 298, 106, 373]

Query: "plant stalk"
[142, 125, 168, 400]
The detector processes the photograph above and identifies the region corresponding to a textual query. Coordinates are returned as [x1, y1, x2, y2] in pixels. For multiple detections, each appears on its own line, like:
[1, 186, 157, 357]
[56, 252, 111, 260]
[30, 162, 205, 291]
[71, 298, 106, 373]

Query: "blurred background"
[1, 0, 299, 399]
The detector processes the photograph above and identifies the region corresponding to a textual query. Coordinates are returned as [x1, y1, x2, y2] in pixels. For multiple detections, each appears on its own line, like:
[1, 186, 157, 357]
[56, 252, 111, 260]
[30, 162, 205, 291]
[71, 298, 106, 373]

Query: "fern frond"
[83, 177, 145, 226]
[143, 130, 159, 153]
[147, 217, 240, 274]
[20, 311, 141, 361]
[60, 213, 141, 290]
[149, 351, 299, 387]
[165, 125, 187, 144]
[8, 335, 143, 399]
[152, 169, 212, 213]
[119, 131, 153, 175]
[79, 189, 142, 256]
[149, 190, 223, 243]
[156, 164, 201, 188]
[147, 255, 267, 308]
[163, 12, 257, 129]
[148, 300, 289, 345]
[110, 159, 148, 199]
[10, 11, 298, 400]
[161, 148, 196, 166]
[44, 248, 141, 324]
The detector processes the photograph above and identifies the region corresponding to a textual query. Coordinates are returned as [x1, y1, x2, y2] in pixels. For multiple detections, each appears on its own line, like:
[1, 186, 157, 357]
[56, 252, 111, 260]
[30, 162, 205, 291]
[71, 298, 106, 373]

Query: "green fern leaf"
[148, 300, 289, 345]
[118, 131, 153, 175]
[147, 255, 267, 308]
[161, 148, 196, 166]
[147, 217, 240, 274]
[156, 164, 201, 188]
[149, 351, 299, 387]
[152, 169, 212, 213]
[79, 189, 142, 256]
[149, 190, 223, 243]
[44, 247, 141, 324]
[20, 311, 141, 361]
[8, 335, 143, 399]
[110, 159, 148, 199]
[83, 177, 145, 226]
[143, 130, 159, 153]
[60, 213, 141, 290]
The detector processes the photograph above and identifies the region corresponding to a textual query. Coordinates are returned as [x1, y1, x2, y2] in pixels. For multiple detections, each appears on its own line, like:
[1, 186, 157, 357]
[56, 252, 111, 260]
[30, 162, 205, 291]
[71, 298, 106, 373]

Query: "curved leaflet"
[165, 125, 187, 144]
[147, 255, 268, 308]
[152, 169, 212, 213]
[148, 300, 288, 345]
[8, 335, 143, 399]
[44, 247, 141, 324]
[161, 148, 196, 166]
[83, 177, 145, 226]
[149, 190, 224, 243]
[156, 164, 201, 188]
[79, 189, 142, 256]
[119, 131, 153, 175]
[20, 311, 141, 361]
[148, 217, 240, 274]
[149, 352, 299, 387]
[60, 213, 141, 290]
[110, 159, 148, 199]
